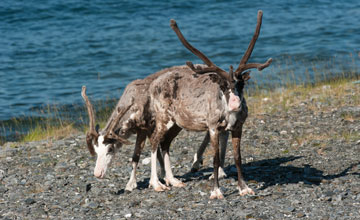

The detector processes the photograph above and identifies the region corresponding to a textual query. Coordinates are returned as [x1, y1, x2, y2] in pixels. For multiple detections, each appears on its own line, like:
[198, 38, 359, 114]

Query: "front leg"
[209, 130, 228, 179]
[232, 127, 254, 196]
[125, 130, 147, 191]
[149, 123, 170, 192]
[209, 128, 224, 200]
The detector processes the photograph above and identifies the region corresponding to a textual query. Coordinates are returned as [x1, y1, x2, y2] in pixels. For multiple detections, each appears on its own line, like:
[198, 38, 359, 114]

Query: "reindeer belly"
[173, 109, 208, 131]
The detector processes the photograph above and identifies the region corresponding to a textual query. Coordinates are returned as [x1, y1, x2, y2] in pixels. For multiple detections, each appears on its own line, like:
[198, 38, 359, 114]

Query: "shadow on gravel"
[182, 156, 360, 190]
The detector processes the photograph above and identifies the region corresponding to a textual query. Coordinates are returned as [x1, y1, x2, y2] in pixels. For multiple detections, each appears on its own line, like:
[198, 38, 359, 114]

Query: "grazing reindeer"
[146, 10, 272, 199]
[82, 71, 213, 191]
[82, 73, 179, 191]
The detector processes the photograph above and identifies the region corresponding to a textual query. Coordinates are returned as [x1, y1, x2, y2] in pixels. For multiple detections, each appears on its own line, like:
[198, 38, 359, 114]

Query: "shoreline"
[1, 75, 359, 144]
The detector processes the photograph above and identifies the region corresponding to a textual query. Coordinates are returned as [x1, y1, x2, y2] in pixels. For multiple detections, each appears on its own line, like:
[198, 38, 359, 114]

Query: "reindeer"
[82, 71, 220, 191]
[145, 10, 272, 199]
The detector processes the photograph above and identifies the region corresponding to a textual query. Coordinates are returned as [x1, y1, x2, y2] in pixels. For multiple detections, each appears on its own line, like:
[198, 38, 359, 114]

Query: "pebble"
[142, 157, 151, 165]
[24, 198, 36, 205]
[0, 169, 5, 180]
[280, 130, 287, 135]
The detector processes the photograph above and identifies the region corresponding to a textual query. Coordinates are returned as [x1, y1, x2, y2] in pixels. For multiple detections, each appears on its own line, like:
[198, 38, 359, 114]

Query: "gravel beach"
[1, 81, 359, 219]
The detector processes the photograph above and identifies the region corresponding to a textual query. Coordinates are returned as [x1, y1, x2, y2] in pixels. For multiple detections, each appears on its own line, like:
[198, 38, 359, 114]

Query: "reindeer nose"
[228, 92, 241, 111]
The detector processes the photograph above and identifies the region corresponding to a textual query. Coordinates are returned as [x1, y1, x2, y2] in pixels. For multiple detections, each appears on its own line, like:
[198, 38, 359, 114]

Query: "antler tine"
[81, 86, 98, 137]
[235, 10, 272, 75]
[239, 10, 263, 66]
[170, 19, 213, 67]
[170, 19, 230, 81]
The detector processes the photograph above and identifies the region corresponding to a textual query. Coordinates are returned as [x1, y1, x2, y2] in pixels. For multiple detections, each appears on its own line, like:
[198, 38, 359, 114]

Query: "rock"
[283, 206, 295, 213]
[142, 157, 151, 165]
[0, 169, 5, 180]
[280, 130, 287, 135]
[0, 186, 7, 194]
[87, 202, 98, 209]
[296, 212, 305, 218]
[24, 198, 36, 205]
[55, 162, 68, 172]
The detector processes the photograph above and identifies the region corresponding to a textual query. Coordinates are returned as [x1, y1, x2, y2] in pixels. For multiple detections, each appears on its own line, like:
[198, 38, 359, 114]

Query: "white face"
[93, 135, 117, 178]
[227, 90, 241, 112]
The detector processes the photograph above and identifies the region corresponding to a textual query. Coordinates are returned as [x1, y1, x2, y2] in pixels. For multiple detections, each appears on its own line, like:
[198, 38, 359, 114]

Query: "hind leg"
[191, 132, 209, 172]
[161, 125, 185, 187]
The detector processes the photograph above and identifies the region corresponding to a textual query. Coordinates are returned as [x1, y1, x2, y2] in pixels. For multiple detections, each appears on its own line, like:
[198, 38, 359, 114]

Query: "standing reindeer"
[145, 10, 272, 199]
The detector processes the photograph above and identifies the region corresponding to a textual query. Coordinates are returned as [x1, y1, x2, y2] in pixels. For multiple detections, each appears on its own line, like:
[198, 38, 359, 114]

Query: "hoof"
[191, 161, 201, 173]
[165, 177, 186, 188]
[191, 155, 203, 173]
[210, 188, 224, 200]
[238, 186, 255, 196]
[150, 179, 170, 192]
[125, 181, 137, 192]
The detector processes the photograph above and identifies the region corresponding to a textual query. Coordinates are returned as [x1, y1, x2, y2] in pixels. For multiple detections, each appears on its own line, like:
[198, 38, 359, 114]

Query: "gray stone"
[24, 198, 36, 205]
[0, 169, 5, 180]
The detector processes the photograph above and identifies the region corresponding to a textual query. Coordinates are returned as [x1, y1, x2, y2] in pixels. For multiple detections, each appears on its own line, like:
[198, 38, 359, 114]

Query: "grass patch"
[21, 124, 78, 143]
[247, 75, 360, 116]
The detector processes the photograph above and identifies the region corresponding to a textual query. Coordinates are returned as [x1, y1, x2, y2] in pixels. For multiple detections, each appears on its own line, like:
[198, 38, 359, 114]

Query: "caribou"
[144, 10, 272, 199]
[82, 10, 271, 199]
[82, 70, 224, 191]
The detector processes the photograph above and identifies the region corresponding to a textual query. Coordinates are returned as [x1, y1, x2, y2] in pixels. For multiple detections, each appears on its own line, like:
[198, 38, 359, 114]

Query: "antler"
[234, 10, 272, 76]
[104, 103, 133, 145]
[170, 19, 231, 82]
[81, 86, 98, 156]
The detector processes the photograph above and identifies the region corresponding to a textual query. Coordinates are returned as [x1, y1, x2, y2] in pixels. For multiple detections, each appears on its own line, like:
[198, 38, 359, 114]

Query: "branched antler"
[82, 86, 133, 149]
[171, 10, 272, 83]
[170, 19, 231, 82]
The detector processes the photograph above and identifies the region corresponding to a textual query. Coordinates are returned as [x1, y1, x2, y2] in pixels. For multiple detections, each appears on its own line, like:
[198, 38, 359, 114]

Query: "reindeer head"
[170, 10, 272, 112]
[81, 86, 132, 178]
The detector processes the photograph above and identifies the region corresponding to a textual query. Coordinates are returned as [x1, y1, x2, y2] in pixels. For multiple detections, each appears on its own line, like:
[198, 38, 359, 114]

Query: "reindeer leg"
[161, 125, 185, 187]
[232, 126, 254, 196]
[209, 128, 224, 199]
[125, 130, 147, 191]
[209, 130, 228, 179]
[191, 131, 210, 172]
[157, 146, 165, 179]
[219, 130, 228, 178]
[149, 123, 170, 192]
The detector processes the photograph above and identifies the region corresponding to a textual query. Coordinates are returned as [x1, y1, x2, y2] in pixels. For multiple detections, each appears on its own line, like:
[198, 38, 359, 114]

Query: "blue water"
[0, 0, 360, 122]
